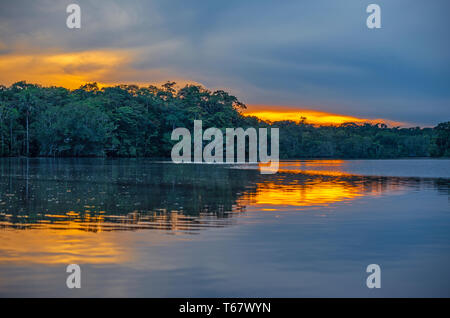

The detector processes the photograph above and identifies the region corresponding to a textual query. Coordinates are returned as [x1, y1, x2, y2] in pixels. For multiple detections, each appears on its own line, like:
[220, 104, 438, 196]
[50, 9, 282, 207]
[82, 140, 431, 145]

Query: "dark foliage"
[0, 81, 448, 158]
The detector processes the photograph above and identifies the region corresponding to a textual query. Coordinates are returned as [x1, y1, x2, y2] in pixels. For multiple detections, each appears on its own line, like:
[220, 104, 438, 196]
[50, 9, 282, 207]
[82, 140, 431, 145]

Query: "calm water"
[0, 158, 449, 297]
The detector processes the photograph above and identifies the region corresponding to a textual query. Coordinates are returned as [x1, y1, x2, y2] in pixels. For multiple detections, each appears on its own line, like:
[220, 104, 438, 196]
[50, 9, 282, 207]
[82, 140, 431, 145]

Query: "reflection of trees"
[434, 178, 450, 198]
[0, 158, 260, 232]
[0, 158, 448, 232]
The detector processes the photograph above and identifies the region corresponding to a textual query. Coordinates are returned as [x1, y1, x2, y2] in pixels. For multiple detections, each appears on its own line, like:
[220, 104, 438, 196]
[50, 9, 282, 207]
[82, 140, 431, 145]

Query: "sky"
[0, 0, 449, 126]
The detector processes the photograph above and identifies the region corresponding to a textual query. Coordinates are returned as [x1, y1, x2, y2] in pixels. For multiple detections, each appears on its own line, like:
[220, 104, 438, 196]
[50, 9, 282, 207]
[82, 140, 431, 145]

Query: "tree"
[0, 81, 448, 159]
[433, 122, 450, 157]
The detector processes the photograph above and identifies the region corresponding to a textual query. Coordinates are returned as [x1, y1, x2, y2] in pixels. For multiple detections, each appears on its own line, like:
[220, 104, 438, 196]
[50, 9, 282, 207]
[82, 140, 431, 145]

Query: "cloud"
[0, 48, 203, 89]
[0, 0, 449, 126]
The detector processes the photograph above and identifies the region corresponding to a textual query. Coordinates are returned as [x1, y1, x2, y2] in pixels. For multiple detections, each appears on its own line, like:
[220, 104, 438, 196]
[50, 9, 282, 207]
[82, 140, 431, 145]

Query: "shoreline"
[1, 156, 449, 160]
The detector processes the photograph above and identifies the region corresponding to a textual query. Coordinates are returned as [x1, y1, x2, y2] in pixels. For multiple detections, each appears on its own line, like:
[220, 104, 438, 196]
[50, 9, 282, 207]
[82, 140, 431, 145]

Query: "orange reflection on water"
[0, 160, 409, 265]
[0, 212, 190, 265]
[0, 210, 232, 265]
[0, 223, 131, 265]
[252, 160, 406, 207]
[240, 180, 366, 207]
[259, 160, 352, 176]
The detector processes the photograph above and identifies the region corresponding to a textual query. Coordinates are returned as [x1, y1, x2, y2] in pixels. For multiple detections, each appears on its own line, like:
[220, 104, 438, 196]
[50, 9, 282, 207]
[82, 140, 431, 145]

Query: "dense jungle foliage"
[0, 81, 449, 159]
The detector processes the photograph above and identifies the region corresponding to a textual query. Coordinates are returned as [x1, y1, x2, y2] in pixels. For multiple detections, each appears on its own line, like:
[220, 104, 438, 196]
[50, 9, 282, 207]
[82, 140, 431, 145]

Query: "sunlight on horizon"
[244, 107, 407, 127]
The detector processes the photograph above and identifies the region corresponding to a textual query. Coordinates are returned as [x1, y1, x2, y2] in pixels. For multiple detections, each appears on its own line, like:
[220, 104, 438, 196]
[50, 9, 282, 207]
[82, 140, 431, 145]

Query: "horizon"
[0, 80, 432, 128]
[0, 1, 449, 128]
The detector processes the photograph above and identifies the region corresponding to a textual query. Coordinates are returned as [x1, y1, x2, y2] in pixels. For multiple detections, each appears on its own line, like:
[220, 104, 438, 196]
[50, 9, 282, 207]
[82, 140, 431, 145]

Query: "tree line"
[0, 81, 449, 159]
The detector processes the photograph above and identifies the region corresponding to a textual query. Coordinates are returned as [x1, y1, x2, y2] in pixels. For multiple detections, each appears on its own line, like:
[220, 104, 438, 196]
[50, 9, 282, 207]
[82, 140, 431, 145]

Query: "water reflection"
[0, 158, 252, 233]
[0, 158, 449, 296]
[241, 173, 410, 208]
[0, 226, 131, 264]
[0, 158, 448, 235]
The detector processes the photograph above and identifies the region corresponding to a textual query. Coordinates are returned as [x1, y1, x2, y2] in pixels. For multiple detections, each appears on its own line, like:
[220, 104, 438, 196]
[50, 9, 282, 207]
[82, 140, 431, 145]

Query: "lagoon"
[0, 158, 449, 297]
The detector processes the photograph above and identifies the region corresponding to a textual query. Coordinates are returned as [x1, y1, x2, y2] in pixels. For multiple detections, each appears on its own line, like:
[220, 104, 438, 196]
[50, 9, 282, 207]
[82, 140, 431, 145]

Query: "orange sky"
[243, 105, 407, 127]
[0, 50, 195, 89]
[0, 49, 407, 127]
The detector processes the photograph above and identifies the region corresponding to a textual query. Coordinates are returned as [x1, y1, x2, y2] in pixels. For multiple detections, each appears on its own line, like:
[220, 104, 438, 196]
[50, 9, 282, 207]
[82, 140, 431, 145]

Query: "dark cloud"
[0, 0, 449, 125]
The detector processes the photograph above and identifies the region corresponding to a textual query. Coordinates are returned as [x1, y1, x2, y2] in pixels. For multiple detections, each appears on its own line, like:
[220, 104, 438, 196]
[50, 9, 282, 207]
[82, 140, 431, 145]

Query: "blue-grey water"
[0, 158, 449, 297]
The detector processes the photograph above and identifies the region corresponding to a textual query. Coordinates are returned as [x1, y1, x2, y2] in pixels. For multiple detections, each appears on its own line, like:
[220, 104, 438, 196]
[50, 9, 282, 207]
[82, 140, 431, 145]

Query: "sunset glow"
[0, 50, 197, 89]
[0, 49, 414, 128]
[0, 50, 129, 89]
[247, 160, 407, 207]
[240, 181, 366, 207]
[244, 106, 407, 127]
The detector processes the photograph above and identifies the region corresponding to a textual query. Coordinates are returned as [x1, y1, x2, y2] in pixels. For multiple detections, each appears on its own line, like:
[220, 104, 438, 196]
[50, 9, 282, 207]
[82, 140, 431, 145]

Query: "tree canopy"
[0, 81, 448, 159]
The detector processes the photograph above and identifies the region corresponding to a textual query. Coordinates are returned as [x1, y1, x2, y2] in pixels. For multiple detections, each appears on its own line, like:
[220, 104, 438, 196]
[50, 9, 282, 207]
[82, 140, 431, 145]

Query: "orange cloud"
[244, 105, 407, 127]
[0, 50, 127, 88]
[0, 49, 198, 89]
[0, 50, 410, 127]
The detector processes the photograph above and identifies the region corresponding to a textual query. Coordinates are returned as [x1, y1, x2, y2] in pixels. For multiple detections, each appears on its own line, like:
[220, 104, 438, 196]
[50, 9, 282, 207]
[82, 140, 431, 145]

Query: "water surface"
[0, 158, 449, 297]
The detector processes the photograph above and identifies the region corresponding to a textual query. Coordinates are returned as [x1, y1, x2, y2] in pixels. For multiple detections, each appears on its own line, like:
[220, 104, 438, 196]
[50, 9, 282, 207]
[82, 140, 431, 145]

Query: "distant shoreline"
[1, 156, 448, 160]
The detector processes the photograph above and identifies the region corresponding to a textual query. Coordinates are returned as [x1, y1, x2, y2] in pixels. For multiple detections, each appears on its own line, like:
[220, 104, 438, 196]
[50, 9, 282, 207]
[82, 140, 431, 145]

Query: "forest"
[0, 81, 449, 159]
